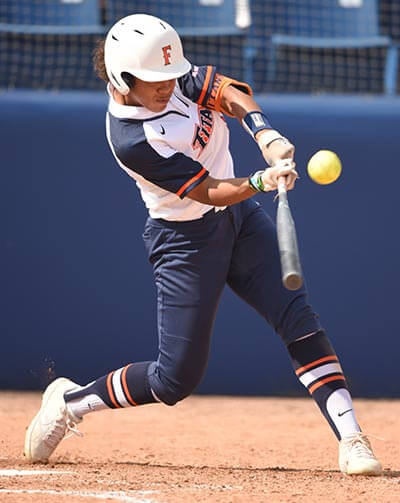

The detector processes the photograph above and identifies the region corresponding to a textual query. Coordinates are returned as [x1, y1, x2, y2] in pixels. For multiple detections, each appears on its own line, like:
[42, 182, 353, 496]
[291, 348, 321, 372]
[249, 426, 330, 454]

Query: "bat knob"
[283, 273, 303, 291]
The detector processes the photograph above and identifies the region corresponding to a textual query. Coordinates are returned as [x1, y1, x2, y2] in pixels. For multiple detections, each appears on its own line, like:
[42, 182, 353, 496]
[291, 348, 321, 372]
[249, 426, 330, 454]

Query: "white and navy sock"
[64, 362, 156, 418]
[287, 331, 360, 440]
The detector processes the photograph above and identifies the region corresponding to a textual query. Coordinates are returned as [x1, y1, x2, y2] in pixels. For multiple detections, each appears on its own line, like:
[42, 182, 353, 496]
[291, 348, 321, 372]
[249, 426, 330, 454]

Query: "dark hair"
[93, 38, 108, 83]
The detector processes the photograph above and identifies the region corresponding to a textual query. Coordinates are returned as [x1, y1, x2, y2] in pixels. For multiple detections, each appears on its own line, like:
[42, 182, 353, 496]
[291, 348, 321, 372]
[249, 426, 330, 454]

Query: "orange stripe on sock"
[295, 355, 338, 376]
[198, 65, 213, 105]
[106, 372, 121, 408]
[121, 364, 138, 406]
[309, 375, 345, 394]
[176, 167, 207, 197]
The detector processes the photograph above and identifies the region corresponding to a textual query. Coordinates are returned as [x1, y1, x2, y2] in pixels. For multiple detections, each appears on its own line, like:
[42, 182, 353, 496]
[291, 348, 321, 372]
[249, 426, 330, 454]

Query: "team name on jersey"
[204, 72, 223, 110]
[192, 106, 214, 156]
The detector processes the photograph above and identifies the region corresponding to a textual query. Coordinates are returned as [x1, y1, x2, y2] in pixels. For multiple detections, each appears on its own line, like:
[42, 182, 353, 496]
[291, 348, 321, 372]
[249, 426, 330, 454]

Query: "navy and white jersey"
[106, 65, 252, 221]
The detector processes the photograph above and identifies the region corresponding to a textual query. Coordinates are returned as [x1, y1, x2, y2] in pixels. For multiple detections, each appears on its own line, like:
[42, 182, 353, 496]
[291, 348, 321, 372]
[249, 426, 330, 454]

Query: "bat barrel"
[278, 232, 303, 290]
[277, 181, 303, 291]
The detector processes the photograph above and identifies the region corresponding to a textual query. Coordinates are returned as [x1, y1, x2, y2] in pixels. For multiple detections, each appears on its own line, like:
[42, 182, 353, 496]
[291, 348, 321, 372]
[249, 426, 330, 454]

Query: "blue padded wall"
[1, 91, 399, 396]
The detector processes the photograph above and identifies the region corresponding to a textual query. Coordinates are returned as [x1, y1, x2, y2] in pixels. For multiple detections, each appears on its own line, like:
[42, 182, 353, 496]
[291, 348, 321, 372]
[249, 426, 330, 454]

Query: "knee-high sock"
[64, 362, 156, 418]
[287, 331, 361, 440]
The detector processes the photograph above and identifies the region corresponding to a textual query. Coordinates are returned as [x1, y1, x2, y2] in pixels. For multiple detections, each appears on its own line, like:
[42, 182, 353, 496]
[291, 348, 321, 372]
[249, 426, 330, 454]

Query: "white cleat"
[24, 377, 82, 463]
[339, 432, 382, 476]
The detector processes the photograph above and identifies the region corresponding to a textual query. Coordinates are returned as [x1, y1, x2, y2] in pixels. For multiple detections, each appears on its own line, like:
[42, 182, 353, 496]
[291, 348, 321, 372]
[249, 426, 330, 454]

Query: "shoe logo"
[338, 409, 353, 417]
[160, 125, 166, 135]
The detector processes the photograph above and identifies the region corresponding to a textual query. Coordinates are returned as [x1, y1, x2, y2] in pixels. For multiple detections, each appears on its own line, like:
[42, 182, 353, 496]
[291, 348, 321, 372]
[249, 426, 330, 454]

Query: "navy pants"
[143, 199, 322, 405]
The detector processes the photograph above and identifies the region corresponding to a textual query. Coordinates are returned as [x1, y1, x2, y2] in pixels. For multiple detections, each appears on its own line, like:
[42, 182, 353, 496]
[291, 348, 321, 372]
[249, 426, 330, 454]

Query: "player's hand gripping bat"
[276, 177, 303, 291]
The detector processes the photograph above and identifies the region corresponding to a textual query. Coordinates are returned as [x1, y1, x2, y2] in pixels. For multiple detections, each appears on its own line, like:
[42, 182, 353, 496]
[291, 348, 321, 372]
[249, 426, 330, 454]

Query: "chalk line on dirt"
[0, 469, 73, 476]
[0, 488, 160, 503]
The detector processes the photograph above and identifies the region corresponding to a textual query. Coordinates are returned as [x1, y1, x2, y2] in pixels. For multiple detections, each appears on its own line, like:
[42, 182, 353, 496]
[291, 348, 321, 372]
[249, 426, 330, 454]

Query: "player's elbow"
[187, 176, 231, 207]
[186, 176, 214, 205]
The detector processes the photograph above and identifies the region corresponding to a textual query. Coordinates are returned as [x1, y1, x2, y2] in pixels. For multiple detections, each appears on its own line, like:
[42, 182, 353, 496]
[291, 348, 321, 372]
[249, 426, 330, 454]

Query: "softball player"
[24, 14, 381, 475]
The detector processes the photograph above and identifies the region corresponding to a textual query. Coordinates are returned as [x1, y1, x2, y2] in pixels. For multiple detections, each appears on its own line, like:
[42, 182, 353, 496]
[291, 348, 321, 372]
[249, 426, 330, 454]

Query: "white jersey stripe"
[299, 362, 343, 388]
[112, 367, 131, 408]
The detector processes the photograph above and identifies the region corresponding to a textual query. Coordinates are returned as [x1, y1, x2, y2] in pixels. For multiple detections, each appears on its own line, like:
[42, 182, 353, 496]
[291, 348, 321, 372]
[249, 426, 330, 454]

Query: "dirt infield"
[1, 392, 399, 502]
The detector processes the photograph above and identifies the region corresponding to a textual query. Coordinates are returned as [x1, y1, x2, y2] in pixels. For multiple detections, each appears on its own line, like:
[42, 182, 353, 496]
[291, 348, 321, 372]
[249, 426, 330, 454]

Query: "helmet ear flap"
[109, 70, 130, 95]
[122, 72, 135, 90]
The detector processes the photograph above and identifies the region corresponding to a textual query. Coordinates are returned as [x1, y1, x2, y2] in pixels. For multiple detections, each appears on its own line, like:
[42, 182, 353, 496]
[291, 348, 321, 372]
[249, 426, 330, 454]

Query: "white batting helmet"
[104, 14, 191, 95]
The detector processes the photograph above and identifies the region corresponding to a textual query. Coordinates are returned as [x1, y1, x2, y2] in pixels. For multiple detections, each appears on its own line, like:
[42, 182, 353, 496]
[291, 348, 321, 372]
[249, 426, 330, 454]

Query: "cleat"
[339, 432, 382, 476]
[24, 377, 82, 463]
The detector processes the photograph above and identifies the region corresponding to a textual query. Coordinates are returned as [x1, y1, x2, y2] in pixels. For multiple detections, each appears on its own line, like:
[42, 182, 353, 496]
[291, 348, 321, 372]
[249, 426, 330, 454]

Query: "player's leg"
[227, 199, 382, 475]
[140, 211, 234, 406]
[287, 332, 382, 475]
[24, 209, 233, 462]
[64, 208, 235, 412]
[227, 199, 320, 342]
[62, 226, 227, 409]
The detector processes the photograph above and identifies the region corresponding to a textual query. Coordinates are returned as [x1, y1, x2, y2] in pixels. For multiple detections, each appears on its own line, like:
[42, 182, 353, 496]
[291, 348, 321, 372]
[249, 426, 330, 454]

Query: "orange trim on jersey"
[212, 77, 253, 117]
[121, 364, 138, 406]
[176, 167, 207, 197]
[106, 372, 121, 408]
[197, 66, 213, 106]
[295, 355, 338, 376]
[309, 375, 345, 394]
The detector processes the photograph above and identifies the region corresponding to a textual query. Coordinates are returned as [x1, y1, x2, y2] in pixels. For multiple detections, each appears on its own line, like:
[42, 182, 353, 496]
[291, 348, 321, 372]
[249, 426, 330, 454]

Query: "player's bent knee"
[155, 383, 194, 406]
[149, 373, 200, 406]
[148, 361, 207, 406]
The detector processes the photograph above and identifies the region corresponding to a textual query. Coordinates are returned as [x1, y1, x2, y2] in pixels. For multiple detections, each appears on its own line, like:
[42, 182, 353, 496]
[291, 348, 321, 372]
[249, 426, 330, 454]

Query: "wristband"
[248, 170, 266, 192]
[242, 111, 272, 138]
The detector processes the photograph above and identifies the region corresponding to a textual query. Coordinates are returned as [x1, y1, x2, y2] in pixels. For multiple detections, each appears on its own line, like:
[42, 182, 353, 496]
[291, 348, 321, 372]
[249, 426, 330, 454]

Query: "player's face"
[126, 78, 176, 112]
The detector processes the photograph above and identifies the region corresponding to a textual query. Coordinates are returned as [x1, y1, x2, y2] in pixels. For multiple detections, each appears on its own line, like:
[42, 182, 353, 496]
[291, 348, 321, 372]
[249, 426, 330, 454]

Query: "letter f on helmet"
[104, 14, 191, 95]
[162, 45, 172, 66]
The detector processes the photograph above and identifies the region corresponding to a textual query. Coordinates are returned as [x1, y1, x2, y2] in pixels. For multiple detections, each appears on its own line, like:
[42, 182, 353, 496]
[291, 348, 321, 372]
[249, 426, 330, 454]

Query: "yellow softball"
[307, 150, 342, 185]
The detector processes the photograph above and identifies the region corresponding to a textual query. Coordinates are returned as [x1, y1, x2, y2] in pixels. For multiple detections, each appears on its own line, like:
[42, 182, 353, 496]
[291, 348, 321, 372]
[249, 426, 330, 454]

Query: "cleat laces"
[347, 435, 375, 459]
[64, 419, 83, 441]
[44, 407, 82, 448]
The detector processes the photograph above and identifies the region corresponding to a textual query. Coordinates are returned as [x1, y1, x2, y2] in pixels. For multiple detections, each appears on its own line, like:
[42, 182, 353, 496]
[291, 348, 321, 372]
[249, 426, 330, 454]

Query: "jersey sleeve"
[116, 138, 209, 199]
[178, 65, 253, 117]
